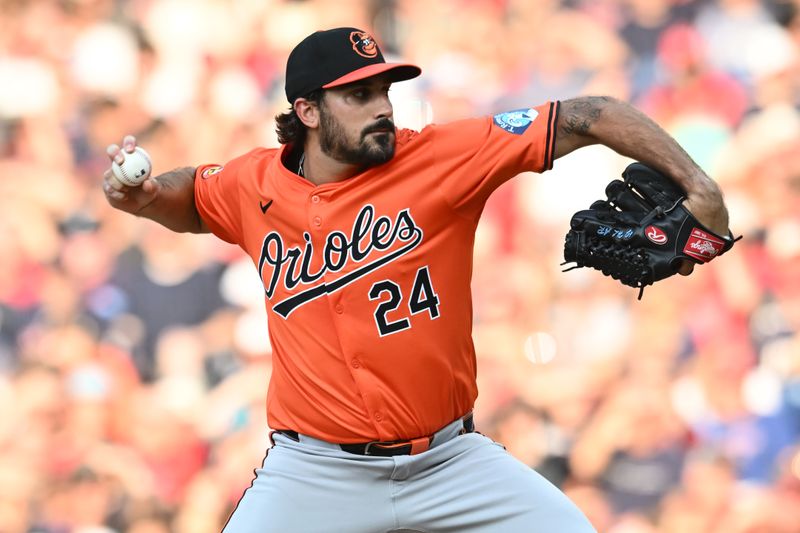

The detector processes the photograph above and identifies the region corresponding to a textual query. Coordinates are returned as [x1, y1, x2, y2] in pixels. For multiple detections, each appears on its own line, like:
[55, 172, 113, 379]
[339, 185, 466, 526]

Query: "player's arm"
[103, 136, 210, 234]
[552, 96, 729, 237]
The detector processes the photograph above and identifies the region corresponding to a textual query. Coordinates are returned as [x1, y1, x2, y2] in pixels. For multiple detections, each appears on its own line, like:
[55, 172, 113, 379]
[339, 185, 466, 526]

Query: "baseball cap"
[285, 27, 421, 103]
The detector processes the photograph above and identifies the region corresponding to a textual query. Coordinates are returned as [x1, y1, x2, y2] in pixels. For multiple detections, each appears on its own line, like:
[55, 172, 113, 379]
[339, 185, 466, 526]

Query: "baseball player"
[103, 27, 730, 532]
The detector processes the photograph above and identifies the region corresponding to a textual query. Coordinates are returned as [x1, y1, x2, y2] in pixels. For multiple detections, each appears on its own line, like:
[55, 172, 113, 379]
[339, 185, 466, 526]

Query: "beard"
[319, 106, 396, 168]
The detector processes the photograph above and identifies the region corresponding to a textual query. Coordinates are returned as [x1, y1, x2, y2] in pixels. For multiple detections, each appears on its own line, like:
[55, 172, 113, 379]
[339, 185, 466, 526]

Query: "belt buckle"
[363, 436, 430, 456]
[363, 440, 410, 456]
[363, 440, 383, 456]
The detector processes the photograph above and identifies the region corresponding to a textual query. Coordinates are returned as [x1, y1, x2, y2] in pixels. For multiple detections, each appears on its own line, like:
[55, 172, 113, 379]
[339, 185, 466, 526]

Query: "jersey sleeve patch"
[201, 165, 224, 178]
[492, 108, 540, 135]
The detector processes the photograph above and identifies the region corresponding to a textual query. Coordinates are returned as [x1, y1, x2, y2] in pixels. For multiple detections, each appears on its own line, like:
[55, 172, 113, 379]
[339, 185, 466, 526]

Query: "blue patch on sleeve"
[492, 108, 540, 135]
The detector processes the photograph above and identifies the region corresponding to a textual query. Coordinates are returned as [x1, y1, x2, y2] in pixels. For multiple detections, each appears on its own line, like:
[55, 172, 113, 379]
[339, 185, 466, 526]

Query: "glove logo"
[683, 228, 724, 262]
[645, 225, 668, 245]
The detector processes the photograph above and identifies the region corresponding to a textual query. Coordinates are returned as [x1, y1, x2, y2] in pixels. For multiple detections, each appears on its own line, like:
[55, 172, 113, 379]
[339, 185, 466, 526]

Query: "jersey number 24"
[368, 266, 440, 337]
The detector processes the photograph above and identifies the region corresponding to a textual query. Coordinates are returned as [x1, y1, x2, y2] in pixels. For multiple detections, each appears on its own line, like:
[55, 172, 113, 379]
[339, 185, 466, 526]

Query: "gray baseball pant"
[222, 417, 596, 532]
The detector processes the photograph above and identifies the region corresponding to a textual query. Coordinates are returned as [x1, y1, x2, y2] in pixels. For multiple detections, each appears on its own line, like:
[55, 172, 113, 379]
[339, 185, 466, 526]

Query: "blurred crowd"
[1, 0, 800, 531]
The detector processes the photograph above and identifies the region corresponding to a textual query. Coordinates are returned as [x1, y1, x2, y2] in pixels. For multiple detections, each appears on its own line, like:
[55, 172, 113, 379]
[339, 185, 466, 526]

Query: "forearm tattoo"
[560, 96, 610, 136]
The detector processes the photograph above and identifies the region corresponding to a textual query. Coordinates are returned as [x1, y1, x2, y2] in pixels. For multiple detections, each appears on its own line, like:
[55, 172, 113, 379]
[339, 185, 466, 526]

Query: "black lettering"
[350, 205, 374, 261]
[299, 232, 325, 284]
[389, 209, 420, 243]
[284, 248, 303, 289]
[325, 231, 349, 271]
[262, 206, 426, 317]
[371, 216, 394, 250]
[273, 229, 423, 318]
[258, 233, 286, 298]
[396, 209, 419, 241]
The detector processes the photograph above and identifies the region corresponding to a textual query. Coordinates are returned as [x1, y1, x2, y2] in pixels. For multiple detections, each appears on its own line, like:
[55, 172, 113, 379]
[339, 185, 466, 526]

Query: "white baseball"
[110, 146, 152, 189]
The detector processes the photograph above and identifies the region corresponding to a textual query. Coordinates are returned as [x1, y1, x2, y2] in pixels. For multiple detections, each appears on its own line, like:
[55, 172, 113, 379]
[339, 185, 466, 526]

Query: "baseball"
[110, 146, 152, 189]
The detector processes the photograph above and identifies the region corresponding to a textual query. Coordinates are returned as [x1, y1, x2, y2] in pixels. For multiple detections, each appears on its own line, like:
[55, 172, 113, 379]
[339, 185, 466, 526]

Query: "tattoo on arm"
[560, 96, 610, 136]
[136, 167, 205, 233]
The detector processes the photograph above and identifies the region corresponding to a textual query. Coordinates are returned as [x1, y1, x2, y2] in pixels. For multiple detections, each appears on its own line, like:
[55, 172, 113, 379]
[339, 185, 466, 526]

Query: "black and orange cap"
[285, 27, 421, 103]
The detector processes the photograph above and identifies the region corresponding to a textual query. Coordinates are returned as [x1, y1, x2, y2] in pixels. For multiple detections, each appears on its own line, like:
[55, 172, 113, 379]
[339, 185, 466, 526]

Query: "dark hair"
[274, 89, 323, 145]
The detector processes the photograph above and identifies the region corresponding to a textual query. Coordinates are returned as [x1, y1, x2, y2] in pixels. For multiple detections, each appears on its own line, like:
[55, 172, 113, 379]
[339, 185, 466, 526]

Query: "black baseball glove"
[562, 162, 737, 298]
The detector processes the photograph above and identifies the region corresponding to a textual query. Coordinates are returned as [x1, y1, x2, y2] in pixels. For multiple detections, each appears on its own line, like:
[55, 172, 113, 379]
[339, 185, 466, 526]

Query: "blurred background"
[1, 0, 800, 531]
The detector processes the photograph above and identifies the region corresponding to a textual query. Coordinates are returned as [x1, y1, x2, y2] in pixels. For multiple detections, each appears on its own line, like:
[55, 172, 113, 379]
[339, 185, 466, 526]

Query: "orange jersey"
[194, 102, 559, 442]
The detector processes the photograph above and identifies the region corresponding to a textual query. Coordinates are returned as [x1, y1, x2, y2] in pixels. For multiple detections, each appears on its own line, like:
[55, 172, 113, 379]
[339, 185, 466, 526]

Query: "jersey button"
[313, 216, 322, 227]
[374, 412, 383, 422]
[351, 358, 361, 369]
[311, 195, 320, 204]
[335, 304, 344, 314]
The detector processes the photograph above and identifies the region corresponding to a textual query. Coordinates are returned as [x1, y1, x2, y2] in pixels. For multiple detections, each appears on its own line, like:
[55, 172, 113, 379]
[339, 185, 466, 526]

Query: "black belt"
[277, 413, 474, 457]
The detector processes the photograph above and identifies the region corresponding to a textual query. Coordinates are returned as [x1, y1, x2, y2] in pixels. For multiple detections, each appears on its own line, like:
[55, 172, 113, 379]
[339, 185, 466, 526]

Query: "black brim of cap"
[322, 63, 421, 89]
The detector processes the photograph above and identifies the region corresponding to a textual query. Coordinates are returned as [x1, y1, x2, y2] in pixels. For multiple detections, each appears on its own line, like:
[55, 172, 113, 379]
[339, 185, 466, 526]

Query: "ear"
[294, 97, 320, 129]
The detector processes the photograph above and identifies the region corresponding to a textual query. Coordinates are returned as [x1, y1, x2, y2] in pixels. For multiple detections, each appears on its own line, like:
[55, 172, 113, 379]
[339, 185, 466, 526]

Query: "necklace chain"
[298, 152, 305, 177]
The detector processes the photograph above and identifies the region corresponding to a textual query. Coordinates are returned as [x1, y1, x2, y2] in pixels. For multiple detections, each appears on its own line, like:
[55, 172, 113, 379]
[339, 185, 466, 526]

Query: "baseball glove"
[562, 162, 737, 298]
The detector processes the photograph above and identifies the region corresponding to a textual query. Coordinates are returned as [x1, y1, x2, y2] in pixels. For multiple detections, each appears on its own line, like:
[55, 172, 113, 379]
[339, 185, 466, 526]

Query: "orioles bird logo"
[350, 31, 378, 58]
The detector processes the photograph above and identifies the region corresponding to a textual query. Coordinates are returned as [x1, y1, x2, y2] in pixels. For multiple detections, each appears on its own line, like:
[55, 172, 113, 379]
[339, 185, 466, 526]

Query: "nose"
[374, 93, 393, 119]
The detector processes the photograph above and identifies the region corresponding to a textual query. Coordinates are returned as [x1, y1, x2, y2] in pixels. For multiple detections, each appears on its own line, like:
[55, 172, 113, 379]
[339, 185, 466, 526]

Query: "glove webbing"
[563, 234, 651, 299]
